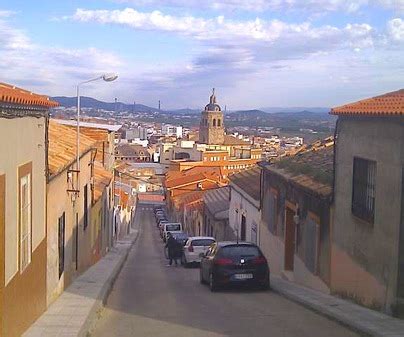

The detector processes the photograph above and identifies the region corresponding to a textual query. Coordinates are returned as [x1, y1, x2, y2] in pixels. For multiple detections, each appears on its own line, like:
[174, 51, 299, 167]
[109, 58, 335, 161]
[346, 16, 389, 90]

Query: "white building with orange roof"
[46, 120, 115, 306]
[0, 82, 58, 336]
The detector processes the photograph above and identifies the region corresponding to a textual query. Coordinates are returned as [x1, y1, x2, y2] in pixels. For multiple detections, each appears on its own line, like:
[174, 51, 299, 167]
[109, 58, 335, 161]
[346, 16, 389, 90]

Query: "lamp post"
[76, 73, 118, 191]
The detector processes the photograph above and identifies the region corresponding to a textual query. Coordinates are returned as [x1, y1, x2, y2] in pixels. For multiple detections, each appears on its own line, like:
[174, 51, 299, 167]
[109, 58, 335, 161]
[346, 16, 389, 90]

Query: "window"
[84, 184, 89, 230]
[218, 119, 221, 127]
[218, 245, 260, 258]
[166, 224, 181, 231]
[20, 173, 31, 271]
[352, 157, 376, 223]
[213, 119, 216, 127]
[58, 213, 65, 279]
[192, 239, 215, 246]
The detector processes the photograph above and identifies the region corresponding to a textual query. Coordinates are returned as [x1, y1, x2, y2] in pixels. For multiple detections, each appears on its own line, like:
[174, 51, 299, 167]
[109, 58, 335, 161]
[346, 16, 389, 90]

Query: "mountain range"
[52, 96, 330, 115]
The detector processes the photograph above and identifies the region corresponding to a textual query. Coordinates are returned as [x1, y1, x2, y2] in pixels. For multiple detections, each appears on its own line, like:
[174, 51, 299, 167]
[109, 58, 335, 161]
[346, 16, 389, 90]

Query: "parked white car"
[182, 237, 216, 266]
[162, 223, 183, 242]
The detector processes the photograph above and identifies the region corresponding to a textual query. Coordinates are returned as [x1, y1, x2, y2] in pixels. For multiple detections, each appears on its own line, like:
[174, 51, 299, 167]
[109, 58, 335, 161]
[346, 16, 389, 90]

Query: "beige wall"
[46, 150, 94, 305]
[259, 223, 284, 275]
[332, 116, 404, 312]
[0, 116, 46, 285]
[0, 115, 47, 337]
[229, 184, 260, 243]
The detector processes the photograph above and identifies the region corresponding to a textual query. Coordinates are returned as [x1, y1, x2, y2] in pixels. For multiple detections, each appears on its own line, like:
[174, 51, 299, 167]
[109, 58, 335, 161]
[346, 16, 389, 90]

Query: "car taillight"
[252, 256, 267, 265]
[214, 258, 233, 266]
[188, 245, 194, 252]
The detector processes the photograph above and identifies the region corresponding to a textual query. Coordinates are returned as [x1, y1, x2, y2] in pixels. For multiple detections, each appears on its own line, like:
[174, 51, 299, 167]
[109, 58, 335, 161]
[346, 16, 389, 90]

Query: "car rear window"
[174, 233, 187, 239]
[166, 224, 181, 231]
[219, 245, 260, 257]
[192, 239, 215, 246]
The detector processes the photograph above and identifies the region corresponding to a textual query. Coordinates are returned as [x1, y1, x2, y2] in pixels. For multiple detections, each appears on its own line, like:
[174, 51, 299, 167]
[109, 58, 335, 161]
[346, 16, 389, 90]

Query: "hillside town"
[1, 81, 404, 337]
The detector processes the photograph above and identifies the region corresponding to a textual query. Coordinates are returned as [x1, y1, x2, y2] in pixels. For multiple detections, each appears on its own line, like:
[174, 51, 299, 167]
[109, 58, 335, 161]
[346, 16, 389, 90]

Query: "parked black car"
[200, 242, 270, 292]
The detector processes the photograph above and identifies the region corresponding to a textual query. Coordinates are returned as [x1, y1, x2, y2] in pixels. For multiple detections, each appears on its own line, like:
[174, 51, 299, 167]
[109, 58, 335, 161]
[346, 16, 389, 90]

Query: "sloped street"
[91, 205, 359, 337]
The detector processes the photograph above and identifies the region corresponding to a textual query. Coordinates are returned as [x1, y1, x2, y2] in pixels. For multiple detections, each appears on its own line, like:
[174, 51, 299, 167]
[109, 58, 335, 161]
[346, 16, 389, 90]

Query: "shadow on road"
[64, 204, 359, 337]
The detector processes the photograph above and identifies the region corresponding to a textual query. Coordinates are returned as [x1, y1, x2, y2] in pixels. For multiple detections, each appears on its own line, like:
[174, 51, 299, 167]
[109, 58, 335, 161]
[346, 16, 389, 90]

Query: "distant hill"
[227, 109, 331, 120]
[224, 108, 336, 132]
[259, 107, 330, 114]
[52, 96, 331, 115]
[52, 96, 157, 113]
[226, 109, 268, 118]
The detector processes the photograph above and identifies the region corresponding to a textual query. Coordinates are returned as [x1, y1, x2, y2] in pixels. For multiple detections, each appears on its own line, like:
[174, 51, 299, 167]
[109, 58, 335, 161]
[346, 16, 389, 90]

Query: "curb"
[23, 229, 141, 337]
[82, 229, 140, 337]
[270, 277, 404, 337]
[270, 283, 369, 336]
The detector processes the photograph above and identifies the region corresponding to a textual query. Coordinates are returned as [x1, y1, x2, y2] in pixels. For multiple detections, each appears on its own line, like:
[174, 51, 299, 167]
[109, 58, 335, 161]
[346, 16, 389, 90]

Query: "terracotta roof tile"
[331, 89, 404, 116]
[173, 190, 205, 208]
[223, 135, 251, 146]
[165, 166, 223, 189]
[48, 120, 97, 177]
[265, 145, 334, 197]
[204, 186, 230, 217]
[0, 82, 58, 108]
[229, 166, 261, 201]
[166, 173, 210, 189]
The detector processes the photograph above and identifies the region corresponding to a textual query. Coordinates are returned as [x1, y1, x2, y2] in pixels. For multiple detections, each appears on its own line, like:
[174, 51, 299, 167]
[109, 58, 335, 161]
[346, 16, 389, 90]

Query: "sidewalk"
[271, 276, 404, 337]
[23, 230, 139, 337]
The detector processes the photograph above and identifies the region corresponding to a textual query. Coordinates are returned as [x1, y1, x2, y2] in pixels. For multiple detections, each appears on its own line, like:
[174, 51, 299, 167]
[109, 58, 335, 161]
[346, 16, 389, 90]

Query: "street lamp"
[76, 73, 118, 192]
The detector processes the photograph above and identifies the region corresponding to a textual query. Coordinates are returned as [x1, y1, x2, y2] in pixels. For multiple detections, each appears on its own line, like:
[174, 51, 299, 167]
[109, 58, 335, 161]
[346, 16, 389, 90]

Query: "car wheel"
[260, 278, 270, 291]
[209, 272, 218, 292]
[182, 254, 189, 268]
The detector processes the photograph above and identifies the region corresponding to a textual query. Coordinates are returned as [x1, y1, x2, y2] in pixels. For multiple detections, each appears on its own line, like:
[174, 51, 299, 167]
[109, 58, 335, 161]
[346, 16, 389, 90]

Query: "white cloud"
[0, 10, 16, 17]
[69, 8, 376, 49]
[387, 18, 404, 41]
[0, 15, 124, 97]
[114, 0, 403, 13]
[1, 5, 402, 108]
[376, 0, 404, 13]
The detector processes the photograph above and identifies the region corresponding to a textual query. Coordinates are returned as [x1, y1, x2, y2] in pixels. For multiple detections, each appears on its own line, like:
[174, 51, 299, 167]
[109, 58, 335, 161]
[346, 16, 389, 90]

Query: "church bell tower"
[199, 88, 225, 145]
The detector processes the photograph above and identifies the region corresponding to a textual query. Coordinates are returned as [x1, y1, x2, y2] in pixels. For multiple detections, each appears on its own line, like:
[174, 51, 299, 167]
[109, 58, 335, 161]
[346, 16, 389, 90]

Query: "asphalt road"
[91, 205, 359, 337]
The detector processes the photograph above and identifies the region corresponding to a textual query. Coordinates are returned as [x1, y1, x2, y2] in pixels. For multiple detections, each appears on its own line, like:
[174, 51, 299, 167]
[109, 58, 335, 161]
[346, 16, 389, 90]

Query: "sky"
[0, 0, 403, 109]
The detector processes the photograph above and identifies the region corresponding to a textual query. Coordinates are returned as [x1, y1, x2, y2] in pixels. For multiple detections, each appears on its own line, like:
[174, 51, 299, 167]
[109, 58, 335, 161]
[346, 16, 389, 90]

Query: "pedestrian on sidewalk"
[165, 232, 180, 266]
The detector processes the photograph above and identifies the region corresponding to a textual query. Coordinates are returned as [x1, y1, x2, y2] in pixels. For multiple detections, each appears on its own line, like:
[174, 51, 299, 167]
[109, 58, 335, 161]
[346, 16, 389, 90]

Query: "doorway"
[284, 207, 296, 271]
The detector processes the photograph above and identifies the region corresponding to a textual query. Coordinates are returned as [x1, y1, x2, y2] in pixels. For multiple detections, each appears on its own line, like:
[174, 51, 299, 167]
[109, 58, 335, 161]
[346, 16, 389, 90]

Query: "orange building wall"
[2, 239, 47, 337]
[331, 243, 386, 309]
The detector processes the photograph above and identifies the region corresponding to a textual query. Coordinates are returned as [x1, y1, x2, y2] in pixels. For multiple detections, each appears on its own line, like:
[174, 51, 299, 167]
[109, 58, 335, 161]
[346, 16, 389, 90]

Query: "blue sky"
[0, 0, 403, 109]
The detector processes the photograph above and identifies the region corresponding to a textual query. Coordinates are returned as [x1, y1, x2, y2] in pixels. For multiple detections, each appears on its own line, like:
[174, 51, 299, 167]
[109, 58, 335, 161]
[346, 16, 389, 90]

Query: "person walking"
[165, 232, 179, 266]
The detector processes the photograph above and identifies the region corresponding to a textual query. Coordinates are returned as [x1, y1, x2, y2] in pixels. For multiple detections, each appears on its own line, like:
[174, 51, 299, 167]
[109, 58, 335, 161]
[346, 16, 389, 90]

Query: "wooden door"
[284, 207, 295, 271]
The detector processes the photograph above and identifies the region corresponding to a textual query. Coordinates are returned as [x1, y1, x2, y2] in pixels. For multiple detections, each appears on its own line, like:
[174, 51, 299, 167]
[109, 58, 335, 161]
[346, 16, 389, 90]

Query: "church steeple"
[205, 88, 221, 112]
[210, 88, 216, 104]
[199, 88, 225, 144]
